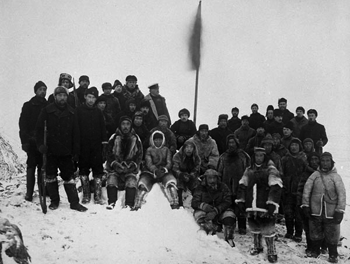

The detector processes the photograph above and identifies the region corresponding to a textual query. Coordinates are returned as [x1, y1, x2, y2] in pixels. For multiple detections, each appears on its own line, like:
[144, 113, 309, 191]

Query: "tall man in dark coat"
[71, 75, 90, 106]
[299, 109, 328, 154]
[278, 98, 294, 124]
[36, 86, 87, 212]
[249, 103, 266, 130]
[122, 75, 144, 109]
[75, 87, 108, 205]
[19, 81, 48, 201]
[227, 107, 241, 133]
[48, 73, 76, 108]
[233, 115, 256, 151]
[99, 82, 121, 122]
[266, 109, 284, 137]
[210, 114, 233, 155]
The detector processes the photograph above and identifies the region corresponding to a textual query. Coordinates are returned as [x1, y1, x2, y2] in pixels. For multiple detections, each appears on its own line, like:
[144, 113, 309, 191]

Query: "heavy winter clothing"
[266, 121, 284, 137]
[290, 116, 308, 138]
[115, 98, 137, 125]
[148, 126, 177, 155]
[233, 126, 256, 151]
[144, 93, 171, 125]
[210, 127, 234, 155]
[249, 113, 266, 130]
[281, 135, 298, 149]
[113, 90, 128, 111]
[48, 93, 76, 109]
[246, 134, 265, 157]
[299, 121, 328, 154]
[170, 119, 197, 150]
[99, 94, 121, 121]
[122, 85, 144, 109]
[280, 109, 294, 124]
[227, 117, 241, 133]
[70, 86, 86, 106]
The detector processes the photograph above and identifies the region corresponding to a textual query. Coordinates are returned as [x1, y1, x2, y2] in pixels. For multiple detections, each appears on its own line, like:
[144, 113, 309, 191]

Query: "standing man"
[144, 83, 171, 125]
[278, 98, 294, 124]
[19, 81, 48, 201]
[36, 86, 87, 212]
[122, 75, 144, 109]
[290, 106, 308, 138]
[105, 116, 143, 209]
[299, 109, 328, 154]
[227, 107, 241, 133]
[140, 99, 158, 131]
[266, 109, 284, 137]
[234, 115, 256, 151]
[249, 103, 266, 130]
[75, 87, 107, 205]
[48, 73, 76, 108]
[72, 75, 90, 105]
[100, 82, 121, 121]
[210, 114, 233, 155]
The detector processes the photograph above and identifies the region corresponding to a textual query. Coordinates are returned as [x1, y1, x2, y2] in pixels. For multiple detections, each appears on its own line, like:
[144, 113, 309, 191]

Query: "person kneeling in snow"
[236, 147, 282, 263]
[134, 131, 179, 210]
[105, 116, 143, 209]
[191, 169, 236, 247]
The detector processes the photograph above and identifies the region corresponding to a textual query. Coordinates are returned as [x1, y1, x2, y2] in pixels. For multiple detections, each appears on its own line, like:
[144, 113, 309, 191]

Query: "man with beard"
[170, 108, 197, 150]
[99, 82, 121, 122]
[302, 152, 346, 263]
[290, 106, 308, 138]
[148, 115, 177, 156]
[236, 147, 282, 263]
[139, 99, 158, 131]
[187, 124, 219, 174]
[144, 83, 171, 125]
[122, 75, 144, 109]
[227, 107, 241, 133]
[234, 115, 256, 151]
[172, 140, 201, 207]
[48, 73, 76, 108]
[249, 103, 266, 130]
[192, 169, 236, 247]
[75, 87, 107, 205]
[210, 114, 234, 155]
[19, 81, 48, 201]
[36, 86, 87, 212]
[299, 109, 328, 154]
[278, 98, 294, 124]
[217, 134, 250, 234]
[105, 116, 143, 209]
[71, 75, 90, 105]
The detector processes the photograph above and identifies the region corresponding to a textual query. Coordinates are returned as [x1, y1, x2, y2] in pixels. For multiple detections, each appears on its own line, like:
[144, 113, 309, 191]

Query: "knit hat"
[126, 75, 137, 82]
[251, 103, 258, 109]
[79, 75, 90, 83]
[148, 83, 159, 90]
[54, 86, 69, 96]
[303, 138, 314, 145]
[283, 121, 294, 130]
[34, 81, 47, 93]
[254, 147, 266, 154]
[241, 115, 249, 121]
[119, 116, 132, 125]
[158, 115, 169, 122]
[113, 80, 122, 87]
[296, 106, 305, 113]
[58, 73, 73, 88]
[273, 109, 282, 117]
[140, 99, 150, 108]
[307, 109, 318, 117]
[231, 107, 239, 112]
[272, 133, 281, 139]
[261, 134, 274, 145]
[102, 82, 113, 90]
[178, 108, 190, 118]
[198, 124, 209, 131]
[278, 97, 287, 104]
[84, 87, 99, 97]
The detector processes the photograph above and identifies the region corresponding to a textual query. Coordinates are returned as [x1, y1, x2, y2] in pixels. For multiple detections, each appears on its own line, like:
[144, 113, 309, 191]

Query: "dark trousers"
[46, 155, 74, 181]
[78, 142, 103, 176]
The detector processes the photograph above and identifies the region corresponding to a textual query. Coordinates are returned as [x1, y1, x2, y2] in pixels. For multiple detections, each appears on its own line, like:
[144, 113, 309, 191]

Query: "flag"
[189, 1, 202, 70]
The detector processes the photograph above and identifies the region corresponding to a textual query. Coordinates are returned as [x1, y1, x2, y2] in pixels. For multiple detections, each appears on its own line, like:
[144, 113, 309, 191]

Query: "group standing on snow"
[19, 73, 345, 263]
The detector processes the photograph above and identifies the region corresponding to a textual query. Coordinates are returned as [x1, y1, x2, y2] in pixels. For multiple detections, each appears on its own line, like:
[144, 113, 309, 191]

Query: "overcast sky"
[1, 0, 349, 164]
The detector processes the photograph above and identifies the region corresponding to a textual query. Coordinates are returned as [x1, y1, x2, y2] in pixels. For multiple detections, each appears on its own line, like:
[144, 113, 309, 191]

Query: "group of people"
[19, 73, 346, 263]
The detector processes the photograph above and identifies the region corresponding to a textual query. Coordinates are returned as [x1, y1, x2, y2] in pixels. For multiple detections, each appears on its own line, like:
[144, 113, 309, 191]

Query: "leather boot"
[125, 187, 136, 207]
[93, 178, 103, 204]
[25, 167, 36, 201]
[285, 219, 294, 238]
[133, 187, 148, 210]
[168, 185, 179, 209]
[177, 189, 183, 207]
[265, 236, 278, 263]
[328, 244, 338, 263]
[250, 233, 263, 255]
[64, 182, 88, 212]
[223, 225, 235, 247]
[80, 175, 90, 204]
[238, 216, 247, 235]
[46, 179, 60, 210]
[106, 185, 118, 209]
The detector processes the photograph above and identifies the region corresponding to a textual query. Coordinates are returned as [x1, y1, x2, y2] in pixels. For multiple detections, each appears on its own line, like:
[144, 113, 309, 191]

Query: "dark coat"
[281, 109, 294, 124]
[263, 118, 274, 131]
[299, 121, 328, 154]
[170, 119, 197, 149]
[192, 181, 232, 215]
[36, 103, 79, 156]
[245, 133, 265, 157]
[209, 127, 234, 155]
[99, 94, 121, 121]
[122, 85, 144, 109]
[290, 116, 308, 138]
[102, 111, 116, 139]
[143, 112, 158, 131]
[70, 86, 87, 106]
[249, 113, 266, 130]
[233, 126, 256, 151]
[144, 94, 171, 125]
[227, 117, 241, 133]
[48, 93, 76, 109]
[19, 96, 48, 150]
[113, 91, 128, 111]
[266, 120, 284, 137]
[133, 124, 149, 146]
[281, 152, 307, 195]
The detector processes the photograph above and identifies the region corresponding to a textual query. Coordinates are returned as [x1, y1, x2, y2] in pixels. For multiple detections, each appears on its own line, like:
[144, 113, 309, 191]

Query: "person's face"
[126, 81, 137, 89]
[274, 116, 282, 123]
[218, 119, 227, 129]
[278, 102, 287, 110]
[283, 127, 292, 137]
[199, 129, 208, 140]
[61, 79, 70, 89]
[154, 138, 163, 148]
[304, 142, 313, 152]
[184, 144, 194, 156]
[114, 85, 123, 93]
[159, 120, 168, 128]
[150, 87, 159, 96]
[263, 143, 273, 154]
[257, 127, 265, 135]
[290, 143, 300, 154]
[320, 156, 332, 171]
[206, 174, 218, 189]
[134, 116, 143, 126]
[310, 156, 320, 170]
[97, 101, 106, 111]
[129, 103, 136, 112]
[296, 110, 304, 118]
[228, 139, 238, 152]
[232, 110, 239, 117]
[55, 93, 68, 106]
[36, 86, 47, 98]
[242, 119, 249, 127]
[85, 94, 96, 107]
[141, 106, 149, 114]
[120, 121, 131, 134]
[255, 152, 265, 165]
[273, 137, 280, 146]
[308, 113, 316, 122]
[79, 80, 89, 89]
[180, 114, 189, 122]
[267, 110, 274, 119]
[251, 106, 258, 113]
[104, 88, 112, 95]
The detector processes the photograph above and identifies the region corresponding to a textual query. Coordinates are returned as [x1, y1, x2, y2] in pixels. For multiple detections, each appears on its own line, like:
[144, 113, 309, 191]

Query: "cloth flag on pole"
[189, 1, 202, 70]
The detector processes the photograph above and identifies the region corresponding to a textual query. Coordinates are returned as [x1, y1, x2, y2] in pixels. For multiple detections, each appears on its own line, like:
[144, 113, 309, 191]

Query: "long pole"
[193, 68, 199, 126]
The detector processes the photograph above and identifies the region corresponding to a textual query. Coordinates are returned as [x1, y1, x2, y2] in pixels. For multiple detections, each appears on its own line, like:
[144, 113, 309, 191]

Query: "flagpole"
[193, 67, 199, 126]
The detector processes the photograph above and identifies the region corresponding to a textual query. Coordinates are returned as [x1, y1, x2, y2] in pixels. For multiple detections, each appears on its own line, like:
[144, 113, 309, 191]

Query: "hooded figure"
[172, 140, 201, 206]
[134, 130, 178, 210]
[191, 169, 236, 247]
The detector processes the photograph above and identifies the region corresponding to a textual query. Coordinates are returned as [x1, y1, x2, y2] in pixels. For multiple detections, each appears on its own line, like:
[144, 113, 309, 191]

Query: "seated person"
[171, 108, 197, 150]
